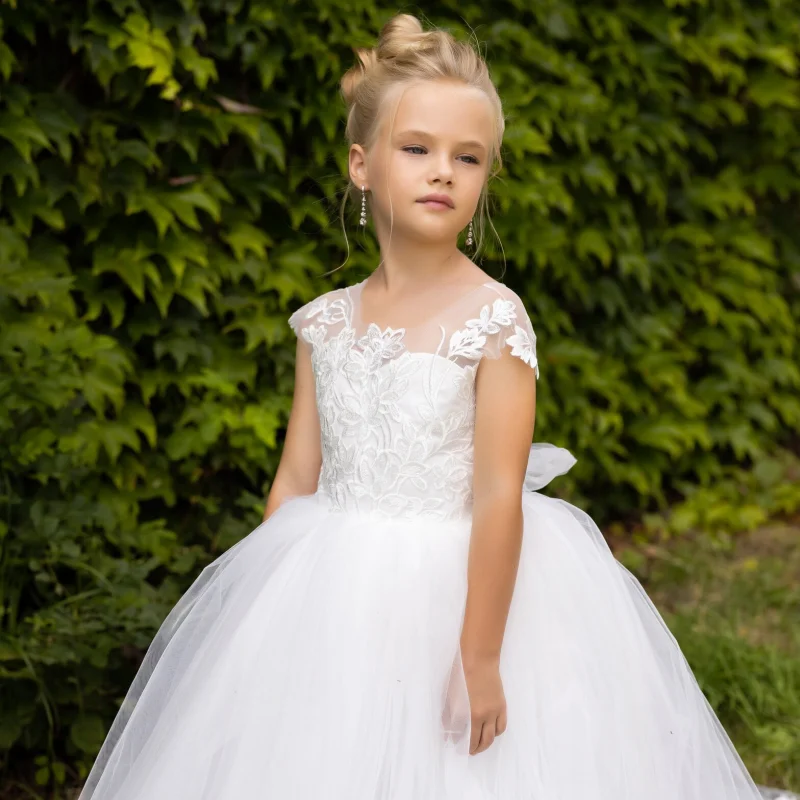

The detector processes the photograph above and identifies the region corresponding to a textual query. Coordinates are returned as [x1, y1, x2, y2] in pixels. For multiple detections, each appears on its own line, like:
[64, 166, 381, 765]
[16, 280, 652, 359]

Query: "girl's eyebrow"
[395, 129, 487, 152]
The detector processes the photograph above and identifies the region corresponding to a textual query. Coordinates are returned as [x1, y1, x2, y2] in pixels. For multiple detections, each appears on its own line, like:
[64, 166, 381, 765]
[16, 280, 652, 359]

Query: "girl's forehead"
[382, 80, 494, 140]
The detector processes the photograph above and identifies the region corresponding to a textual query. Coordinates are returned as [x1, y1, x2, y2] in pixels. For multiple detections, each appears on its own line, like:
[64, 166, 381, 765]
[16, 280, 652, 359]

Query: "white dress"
[79, 277, 763, 800]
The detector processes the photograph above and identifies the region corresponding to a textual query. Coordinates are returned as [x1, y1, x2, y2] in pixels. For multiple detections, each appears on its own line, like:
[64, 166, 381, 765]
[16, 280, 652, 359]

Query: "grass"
[614, 515, 800, 792]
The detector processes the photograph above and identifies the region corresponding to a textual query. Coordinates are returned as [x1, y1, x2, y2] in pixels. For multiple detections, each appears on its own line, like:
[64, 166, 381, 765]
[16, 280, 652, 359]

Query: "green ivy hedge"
[1, 0, 799, 792]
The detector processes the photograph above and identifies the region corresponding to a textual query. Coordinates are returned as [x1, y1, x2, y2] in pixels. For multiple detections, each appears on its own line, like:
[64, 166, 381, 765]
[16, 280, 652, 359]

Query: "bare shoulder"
[467, 280, 530, 322]
[482, 279, 525, 303]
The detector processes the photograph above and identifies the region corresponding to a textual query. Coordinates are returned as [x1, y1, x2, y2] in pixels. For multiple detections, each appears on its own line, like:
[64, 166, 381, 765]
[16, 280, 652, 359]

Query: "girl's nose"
[433, 155, 455, 183]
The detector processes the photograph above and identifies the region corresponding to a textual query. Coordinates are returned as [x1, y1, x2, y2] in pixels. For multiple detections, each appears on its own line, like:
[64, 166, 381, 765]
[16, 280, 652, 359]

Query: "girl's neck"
[370, 242, 471, 293]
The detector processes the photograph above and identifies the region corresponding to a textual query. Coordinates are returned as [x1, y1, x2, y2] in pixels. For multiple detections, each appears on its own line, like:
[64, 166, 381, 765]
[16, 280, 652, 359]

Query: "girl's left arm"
[461, 345, 537, 669]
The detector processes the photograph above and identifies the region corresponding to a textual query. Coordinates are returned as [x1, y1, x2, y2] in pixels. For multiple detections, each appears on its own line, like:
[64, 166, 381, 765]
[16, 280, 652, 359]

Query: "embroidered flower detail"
[448, 298, 517, 360]
[305, 296, 347, 325]
[301, 324, 327, 349]
[446, 328, 486, 361]
[506, 325, 539, 377]
[464, 298, 516, 335]
[289, 295, 347, 335]
[305, 325, 355, 406]
[357, 324, 407, 363]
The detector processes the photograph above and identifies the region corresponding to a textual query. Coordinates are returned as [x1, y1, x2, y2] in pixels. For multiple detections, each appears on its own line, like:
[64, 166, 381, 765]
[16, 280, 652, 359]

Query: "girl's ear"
[348, 144, 369, 189]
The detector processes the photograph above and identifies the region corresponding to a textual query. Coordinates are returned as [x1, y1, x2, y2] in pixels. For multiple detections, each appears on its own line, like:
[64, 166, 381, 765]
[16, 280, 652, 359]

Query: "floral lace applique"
[289, 285, 538, 375]
[506, 325, 538, 375]
[304, 295, 348, 326]
[445, 296, 538, 376]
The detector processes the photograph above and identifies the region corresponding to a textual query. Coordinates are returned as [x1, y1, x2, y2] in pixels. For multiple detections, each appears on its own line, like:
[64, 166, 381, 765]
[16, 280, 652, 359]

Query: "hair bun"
[340, 46, 378, 108]
[375, 13, 426, 60]
[340, 14, 428, 108]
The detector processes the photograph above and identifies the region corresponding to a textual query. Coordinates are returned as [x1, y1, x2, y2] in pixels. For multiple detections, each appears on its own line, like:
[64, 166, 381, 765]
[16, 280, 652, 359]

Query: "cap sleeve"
[288, 288, 350, 346]
[288, 297, 324, 352]
[288, 300, 313, 338]
[480, 286, 539, 378]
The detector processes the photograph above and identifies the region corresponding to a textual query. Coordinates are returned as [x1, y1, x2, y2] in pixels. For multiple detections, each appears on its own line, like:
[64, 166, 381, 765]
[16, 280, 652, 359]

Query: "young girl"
[80, 13, 764, 800]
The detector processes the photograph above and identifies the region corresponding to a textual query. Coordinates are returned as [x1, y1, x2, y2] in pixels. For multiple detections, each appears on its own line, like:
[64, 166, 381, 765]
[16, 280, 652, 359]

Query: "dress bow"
[523, 442, 577, 491]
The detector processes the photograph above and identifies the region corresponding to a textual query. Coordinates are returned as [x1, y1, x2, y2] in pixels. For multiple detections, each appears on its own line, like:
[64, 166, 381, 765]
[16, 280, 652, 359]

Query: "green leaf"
[123, 13, 175, 87]
[747, 73, 800, 109]
[70, 715, 107, 755]
[177, 44, 218, 89]
[126, 191, 175, 237]
[159, 187, 221, 230]
[222, 222, 272, 260]
[0, 146, 40, 196]
[0, 114, 51, 162]
[503, 124, 552, 159]
[0, 716, 23, 749]
[92, 246, 155, 301]
[0, 41, 19, 80]
[575, 228, 613, 266]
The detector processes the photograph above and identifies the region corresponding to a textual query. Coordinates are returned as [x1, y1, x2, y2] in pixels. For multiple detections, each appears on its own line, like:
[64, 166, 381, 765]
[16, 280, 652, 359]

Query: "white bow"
[522, 442, 577, 491]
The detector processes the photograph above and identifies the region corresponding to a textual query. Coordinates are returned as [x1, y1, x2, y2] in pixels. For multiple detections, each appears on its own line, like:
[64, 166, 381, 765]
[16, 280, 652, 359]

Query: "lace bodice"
[288, 277, 539, 522]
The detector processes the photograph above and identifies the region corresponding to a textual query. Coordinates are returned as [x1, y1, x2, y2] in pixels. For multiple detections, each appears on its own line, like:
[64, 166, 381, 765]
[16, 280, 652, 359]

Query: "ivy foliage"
[1, 0, 799, 791]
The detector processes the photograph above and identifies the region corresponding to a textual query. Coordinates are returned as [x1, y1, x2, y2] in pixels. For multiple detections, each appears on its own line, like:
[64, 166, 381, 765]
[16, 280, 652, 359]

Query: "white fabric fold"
[522, 442, 577, 491]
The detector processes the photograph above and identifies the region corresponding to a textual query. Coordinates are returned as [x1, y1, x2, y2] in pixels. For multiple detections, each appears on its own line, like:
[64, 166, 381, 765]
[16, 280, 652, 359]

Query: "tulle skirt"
[79, 445, 762, 800]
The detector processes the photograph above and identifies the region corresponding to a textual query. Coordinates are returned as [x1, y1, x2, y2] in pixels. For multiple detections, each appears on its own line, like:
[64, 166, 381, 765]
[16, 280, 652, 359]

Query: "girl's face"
[351, 79, 495, 246]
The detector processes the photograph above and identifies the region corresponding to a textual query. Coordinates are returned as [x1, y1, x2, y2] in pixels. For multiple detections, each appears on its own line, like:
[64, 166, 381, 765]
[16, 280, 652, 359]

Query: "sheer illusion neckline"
[347, 277, 499, 333]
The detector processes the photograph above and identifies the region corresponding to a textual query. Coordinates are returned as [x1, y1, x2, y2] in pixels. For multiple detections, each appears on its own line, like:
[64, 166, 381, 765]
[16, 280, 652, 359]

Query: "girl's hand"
[463, 657, 507, 755]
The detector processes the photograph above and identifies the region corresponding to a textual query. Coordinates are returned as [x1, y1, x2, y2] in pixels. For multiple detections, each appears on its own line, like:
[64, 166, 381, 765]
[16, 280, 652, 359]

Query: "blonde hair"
[334, 13, 505, 267]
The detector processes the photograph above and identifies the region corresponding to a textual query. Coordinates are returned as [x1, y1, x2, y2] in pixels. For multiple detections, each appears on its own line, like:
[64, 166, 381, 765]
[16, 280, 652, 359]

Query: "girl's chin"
[373, 214, 465, 242]
[408, 231, 463, 246]
[413, 213, 465, 234]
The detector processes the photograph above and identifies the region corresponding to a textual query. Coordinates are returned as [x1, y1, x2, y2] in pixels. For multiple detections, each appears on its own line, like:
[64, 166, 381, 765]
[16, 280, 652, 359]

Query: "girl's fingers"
[496, 708, 507, 736]
[470, 717, 498, 755]
[479, 718, 496, 753]
[469, 720, 483, 754]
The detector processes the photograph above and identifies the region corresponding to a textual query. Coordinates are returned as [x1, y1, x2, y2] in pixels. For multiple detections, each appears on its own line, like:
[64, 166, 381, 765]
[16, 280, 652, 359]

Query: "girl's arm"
[262, 339, 322, 522]
[463, 346, 536, 662]
[460, 344, 536, 752]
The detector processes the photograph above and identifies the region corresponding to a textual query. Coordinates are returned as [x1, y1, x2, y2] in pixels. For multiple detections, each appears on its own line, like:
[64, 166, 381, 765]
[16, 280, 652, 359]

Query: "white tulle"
[78, 445, 761, 800]
[78, 279, 763, 798]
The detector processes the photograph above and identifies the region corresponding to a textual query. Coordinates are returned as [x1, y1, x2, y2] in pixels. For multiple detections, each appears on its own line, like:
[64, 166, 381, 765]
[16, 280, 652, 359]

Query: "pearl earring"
[359, 185, 367, 227]
[465, 218, 474, 247]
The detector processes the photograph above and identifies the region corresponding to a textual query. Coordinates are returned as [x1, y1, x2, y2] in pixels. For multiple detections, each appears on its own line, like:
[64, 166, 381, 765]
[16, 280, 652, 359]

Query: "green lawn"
[616, 516, 800, 792]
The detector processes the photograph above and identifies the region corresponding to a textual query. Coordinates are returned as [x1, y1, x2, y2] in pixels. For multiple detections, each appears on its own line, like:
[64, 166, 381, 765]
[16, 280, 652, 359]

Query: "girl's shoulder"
[464, 281, 539, 376]
[477, 278, 527, 307]
[464, 279, 534, 332]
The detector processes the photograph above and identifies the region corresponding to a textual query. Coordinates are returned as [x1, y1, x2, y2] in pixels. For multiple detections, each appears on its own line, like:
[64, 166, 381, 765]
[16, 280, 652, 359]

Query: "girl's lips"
[418, 200, 453, 210]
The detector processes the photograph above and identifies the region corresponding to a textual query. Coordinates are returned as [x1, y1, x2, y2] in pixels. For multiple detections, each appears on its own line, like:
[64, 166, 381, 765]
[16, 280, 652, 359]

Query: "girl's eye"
[402, 146, 480, 165]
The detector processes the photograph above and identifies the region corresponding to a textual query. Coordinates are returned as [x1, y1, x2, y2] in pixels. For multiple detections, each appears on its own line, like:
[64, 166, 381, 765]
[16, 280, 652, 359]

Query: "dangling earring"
[359, 185, 367, 227]
[465, 218, 474, 248]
